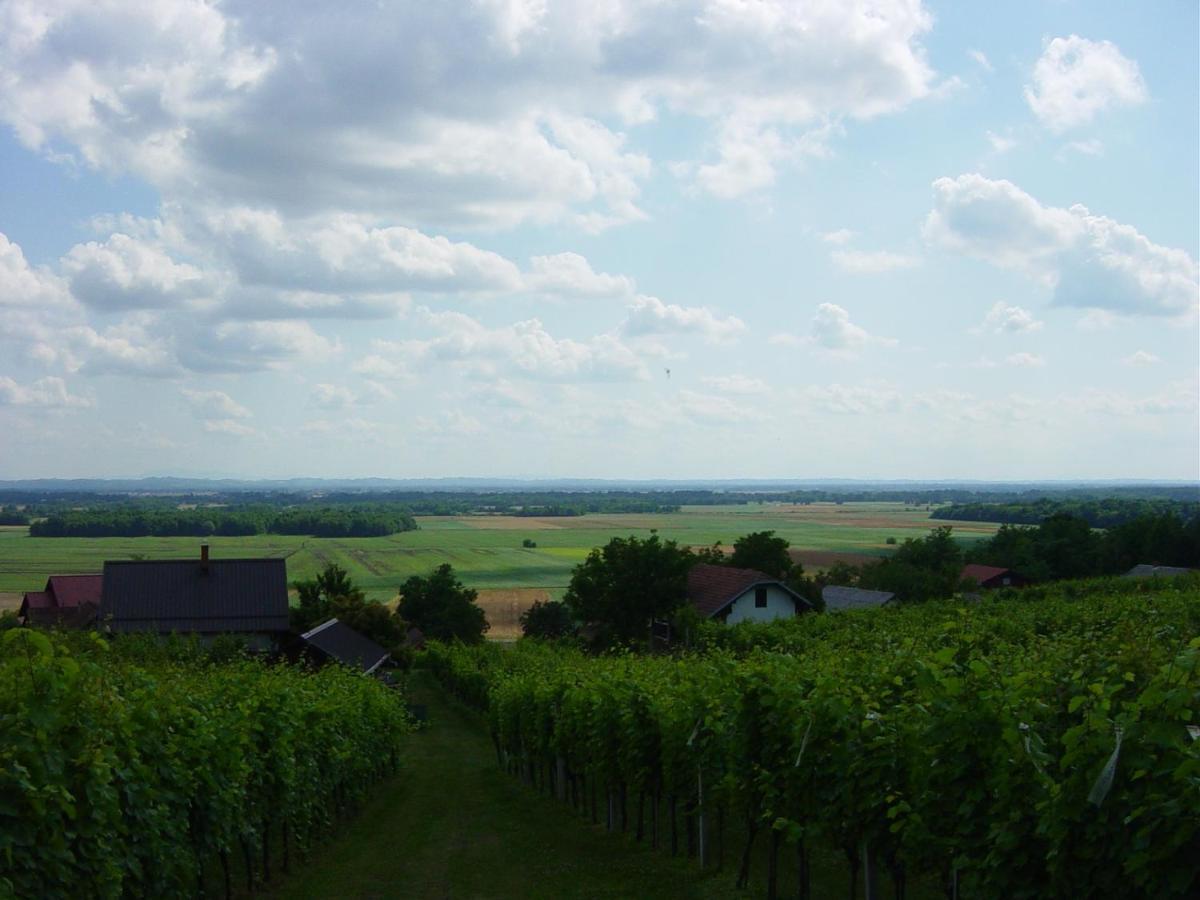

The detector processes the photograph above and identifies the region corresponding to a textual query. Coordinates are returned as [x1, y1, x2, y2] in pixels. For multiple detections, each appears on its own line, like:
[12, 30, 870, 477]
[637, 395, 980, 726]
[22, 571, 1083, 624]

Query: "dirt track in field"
[475, 588, 553, 639]
[0, 592, 21, 611]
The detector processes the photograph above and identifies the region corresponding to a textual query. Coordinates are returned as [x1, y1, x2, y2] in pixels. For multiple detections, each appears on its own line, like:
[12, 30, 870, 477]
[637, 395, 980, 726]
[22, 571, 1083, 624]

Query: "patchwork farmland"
[0, 503, 1000, 631]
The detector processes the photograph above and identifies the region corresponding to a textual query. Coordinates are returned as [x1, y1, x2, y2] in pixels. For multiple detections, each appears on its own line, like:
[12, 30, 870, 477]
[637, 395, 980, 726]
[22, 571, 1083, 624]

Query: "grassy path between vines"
[262, 670, 737, 899]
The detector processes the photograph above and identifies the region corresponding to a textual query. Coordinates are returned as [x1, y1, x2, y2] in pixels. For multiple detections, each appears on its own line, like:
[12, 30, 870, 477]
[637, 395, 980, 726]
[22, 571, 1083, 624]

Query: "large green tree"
[292, 563, 404, 650]
[563, 533, 694, 647]
[397, 563, 488, 644]
[729, 529, 796, 579]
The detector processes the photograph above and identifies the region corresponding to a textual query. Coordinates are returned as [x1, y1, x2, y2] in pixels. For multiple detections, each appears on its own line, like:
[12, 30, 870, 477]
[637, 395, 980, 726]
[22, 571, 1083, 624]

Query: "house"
[1123, 564, 1198, 579]
[299, 618, 390, 674]
[959, 564, 1030, 590]
[19, 574, 102, 627]
[687, 563, 809, 624]
[822, 585, 896, 612]
[98, 545, 289, 647]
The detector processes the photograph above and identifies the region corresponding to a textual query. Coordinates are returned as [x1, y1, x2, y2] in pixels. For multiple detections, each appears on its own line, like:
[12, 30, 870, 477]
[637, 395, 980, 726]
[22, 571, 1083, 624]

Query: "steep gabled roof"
[687, 563, 807, 619]
[822, 585, 895, 611]
[1124, 564, 1197, 578]
[301, 618, 390, 674]
[960, 564, 1010, 586]
[100, 557, 289, 634]
[46, 574, 102, 609]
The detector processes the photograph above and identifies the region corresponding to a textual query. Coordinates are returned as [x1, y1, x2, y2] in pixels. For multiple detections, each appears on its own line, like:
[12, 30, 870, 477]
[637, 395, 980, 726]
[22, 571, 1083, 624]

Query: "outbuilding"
[822, 585, 896, 612]
[959, 564, 1030, 590]
[299, 618, 390, 675]
[19, 574, 102, 627]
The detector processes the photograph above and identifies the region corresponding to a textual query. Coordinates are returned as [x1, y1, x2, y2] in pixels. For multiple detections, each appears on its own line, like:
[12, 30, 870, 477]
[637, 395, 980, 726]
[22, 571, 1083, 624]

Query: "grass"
[258, 671, 940, 900]
[0, 503, 999, 619]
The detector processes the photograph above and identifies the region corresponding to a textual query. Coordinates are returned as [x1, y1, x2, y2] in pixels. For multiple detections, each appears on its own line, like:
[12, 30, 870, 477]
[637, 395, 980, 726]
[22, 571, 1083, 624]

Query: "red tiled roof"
[688, 563, 779, 618]
[47, 574, 102, 609]
[960, 564, 1009, 586]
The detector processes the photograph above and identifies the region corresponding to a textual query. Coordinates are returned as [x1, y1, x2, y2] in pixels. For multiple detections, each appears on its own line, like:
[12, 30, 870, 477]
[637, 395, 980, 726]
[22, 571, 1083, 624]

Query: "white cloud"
[202, 418, 258, 437]
[677, 389, 762, 424]
[180, 320, 338, 373]
[1121, 350, 1160, 367]
[622, 296, 746, 342]
[525, 252, 635, 298]
[821, 229, 856, 245]
[0, 0, 938, 220]
[1063, 139, 1103, 157]
[0, 233, 76, 312]
[414, 410, 486, 437]
[1066, 380, 1197, 416]
[802, 382, 901, 415]
[1005, 352, 1045, 368]
[830, 249, 920, 274]
[182, 388, 251, 419]
[65, 320, 179, 377]
[808, 303, 896, 352]
[979, 302, 1043, 334]
[301, 418, 379, 436]
[986, 131, 1017, 154]
[378, 310, 648, 382]
[926, 174, 1198, 317]
[310, 383, 357, 410]
[968, 49, 994, 73]
[61, 233, 207, 311]
[0, 375, 91, 409]
[700, 374, 769, 395]
[1024, 36, 1147, 132]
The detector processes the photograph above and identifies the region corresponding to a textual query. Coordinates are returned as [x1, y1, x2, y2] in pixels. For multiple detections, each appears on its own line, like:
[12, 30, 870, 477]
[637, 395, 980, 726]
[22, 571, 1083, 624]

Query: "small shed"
[687, 563, 809, 624]
[300, 618, 390, 675]
[19, 574, 102, 627]
[822, 585, 896, 612]
[960, 564, 1030, 590]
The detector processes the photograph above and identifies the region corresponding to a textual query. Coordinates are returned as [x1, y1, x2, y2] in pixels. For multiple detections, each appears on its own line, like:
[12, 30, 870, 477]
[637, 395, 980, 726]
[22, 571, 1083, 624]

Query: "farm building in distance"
[687, 563, 809, 624]
[959, 564, 1030, 590]
[299, 618, 390, 674]
[822, 585, 896, 612]
[19, 574, 102, 627]
[98, 545, 290, 647]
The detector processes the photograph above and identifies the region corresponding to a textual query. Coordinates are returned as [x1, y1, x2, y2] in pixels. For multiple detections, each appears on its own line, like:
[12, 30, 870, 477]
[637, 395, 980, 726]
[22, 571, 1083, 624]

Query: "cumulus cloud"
[1025, 36, 1147, 132]
[61, 233, 207, 310]
[1121, 350, 1160, 367]
[525, 252, 635, 298]
[986, 131, 1016, 154]
[0, 375, 91, 408]
[202, 418, 258, 437]
[179, 320, 338, 373]
[802, 382, 902, 414]
[310, 383, 358, 410]
[374, 310, 648, 382]
[182, 388, 251, 419]
[968, 49, 993, 73]
[830, 249, 920, 274]
[978, 302, 1043, 334]
[700, 374, 769, 395]
[803, 303, 897, 352]
[926, 174, 1198, 317]
[1005, 352, 1045, 368]
[621, 296, 745, 342]
[0, 233, 76, 312]
[821, 229, 855, 245]
[0, 0, 939, 219]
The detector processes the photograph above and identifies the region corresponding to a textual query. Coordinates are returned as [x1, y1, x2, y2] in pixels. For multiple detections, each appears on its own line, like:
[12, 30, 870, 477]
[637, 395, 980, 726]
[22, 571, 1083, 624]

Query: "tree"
[291, 563, 364, 633]
[857, 526, 967, 602]
[519, 599, 575, 639]
[729, 530, 796, 580]
[563, 534, 694, 647]
[397, 563, 488, 644]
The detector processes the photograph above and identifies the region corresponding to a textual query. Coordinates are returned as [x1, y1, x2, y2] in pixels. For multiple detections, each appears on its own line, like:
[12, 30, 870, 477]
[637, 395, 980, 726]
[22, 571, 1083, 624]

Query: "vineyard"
[427, 577, 1200, 899]
[0, 632, 411, 899]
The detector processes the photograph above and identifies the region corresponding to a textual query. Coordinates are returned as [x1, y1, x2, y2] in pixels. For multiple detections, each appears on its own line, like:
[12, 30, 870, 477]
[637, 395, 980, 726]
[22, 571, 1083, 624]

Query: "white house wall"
[725, 584, 797, 624]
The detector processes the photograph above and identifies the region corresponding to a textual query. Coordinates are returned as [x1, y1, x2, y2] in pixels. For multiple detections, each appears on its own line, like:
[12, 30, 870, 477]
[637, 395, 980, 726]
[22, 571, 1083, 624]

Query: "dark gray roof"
[301, 619, 390, 674]
[100, 558, 290, 633]
[822, 585, 896, 611]
[1123, 564, 1197, 578]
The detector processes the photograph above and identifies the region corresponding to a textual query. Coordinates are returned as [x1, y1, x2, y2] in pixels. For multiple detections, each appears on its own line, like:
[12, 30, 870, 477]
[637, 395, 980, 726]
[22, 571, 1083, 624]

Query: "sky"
[0, 0, 1197, 481]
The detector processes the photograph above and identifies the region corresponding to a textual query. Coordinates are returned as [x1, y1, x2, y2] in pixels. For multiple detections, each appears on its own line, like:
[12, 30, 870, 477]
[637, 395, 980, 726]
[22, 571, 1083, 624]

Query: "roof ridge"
[301, 617, 339, 639]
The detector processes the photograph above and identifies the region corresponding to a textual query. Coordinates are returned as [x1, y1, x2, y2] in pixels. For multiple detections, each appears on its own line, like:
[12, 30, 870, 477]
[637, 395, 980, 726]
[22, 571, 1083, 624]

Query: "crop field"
[0, 503, 999, 621]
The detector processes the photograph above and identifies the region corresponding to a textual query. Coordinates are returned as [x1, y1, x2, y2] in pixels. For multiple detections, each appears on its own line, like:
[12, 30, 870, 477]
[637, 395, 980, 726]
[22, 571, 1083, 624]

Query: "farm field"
[0, 503, 999, 625]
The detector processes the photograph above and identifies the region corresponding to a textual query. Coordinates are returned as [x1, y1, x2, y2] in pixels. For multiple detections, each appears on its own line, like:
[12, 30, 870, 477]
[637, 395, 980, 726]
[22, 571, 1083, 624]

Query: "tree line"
[29, 504, 418, 538]
[932, 496, 1200, 528]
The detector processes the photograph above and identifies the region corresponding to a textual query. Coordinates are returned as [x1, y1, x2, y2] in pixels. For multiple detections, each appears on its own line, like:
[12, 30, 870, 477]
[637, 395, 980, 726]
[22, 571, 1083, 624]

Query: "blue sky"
[0, 0, 1196, 480]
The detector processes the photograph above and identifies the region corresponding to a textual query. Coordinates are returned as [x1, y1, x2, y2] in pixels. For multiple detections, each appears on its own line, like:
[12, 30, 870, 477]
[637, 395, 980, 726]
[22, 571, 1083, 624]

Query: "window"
[755, 587, 768, 608]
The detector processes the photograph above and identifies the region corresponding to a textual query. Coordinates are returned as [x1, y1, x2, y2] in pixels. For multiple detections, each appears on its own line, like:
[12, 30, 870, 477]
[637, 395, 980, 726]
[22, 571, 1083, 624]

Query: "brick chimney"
[200, 543, 210, 574]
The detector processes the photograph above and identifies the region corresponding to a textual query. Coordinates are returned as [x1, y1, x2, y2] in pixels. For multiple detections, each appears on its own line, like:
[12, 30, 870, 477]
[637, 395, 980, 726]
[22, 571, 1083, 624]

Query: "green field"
[0, 503, 999, 606]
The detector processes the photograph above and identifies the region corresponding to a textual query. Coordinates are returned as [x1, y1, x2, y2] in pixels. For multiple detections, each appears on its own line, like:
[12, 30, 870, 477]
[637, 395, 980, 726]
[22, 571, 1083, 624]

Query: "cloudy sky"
[0, 0, 1196, 480]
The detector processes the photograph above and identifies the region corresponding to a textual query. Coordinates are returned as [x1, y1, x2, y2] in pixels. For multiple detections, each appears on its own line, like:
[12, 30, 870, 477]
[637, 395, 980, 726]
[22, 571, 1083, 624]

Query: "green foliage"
[0, 631, 410, 898]
[933, 496, 1200, 528]
[398, 563, 488, 644]
[858, 525, 967, 601]
[293, 564, 404, 650]
[521, 538, 537, 548]
[427, 579, 1200, 899]
[729, 529, 795, 579]
[518, 599, 575, 639]
[563, 533, 694, 647]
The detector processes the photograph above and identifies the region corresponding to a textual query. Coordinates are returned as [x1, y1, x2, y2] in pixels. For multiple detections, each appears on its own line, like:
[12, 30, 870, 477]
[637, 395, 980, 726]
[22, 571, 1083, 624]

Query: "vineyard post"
[697, 765, 706, 868]
[862, 840, 878, 900]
